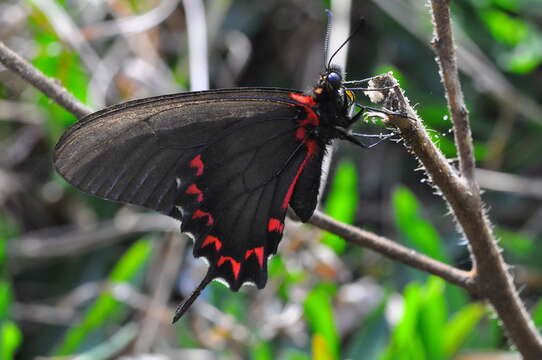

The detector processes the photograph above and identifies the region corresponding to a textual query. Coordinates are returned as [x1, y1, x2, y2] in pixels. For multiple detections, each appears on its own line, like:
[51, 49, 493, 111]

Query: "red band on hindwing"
[268, 218, 284, 233]
[192, 209, 214, 225]
[245, 247, 264, 267]
[201, 235, 222, 251]
[185, 184, 204, 202]
[217, 256, 241, 280]
[189, 154, 204, 176]
[281, 139, 319, 209]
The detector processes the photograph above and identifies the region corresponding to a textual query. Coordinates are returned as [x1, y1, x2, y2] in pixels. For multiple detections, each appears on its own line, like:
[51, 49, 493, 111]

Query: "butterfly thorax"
[309, 66, 354, 142]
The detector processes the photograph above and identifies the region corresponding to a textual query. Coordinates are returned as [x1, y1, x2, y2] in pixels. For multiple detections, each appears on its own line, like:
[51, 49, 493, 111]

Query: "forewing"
[55, 89, 299, 214]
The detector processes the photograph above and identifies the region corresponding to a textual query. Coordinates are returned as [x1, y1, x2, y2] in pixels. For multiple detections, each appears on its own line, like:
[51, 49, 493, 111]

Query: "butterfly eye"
[327, 72, 342, 86]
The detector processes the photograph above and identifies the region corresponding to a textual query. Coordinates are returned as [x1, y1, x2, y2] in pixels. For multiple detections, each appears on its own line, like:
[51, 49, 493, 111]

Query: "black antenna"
[323, 10, 333, 67]
[327, 18, 365, 69]
[171, 268, 215, 324]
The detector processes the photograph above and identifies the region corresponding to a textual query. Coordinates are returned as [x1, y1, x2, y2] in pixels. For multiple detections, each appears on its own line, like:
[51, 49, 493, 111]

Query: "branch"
[428, 2, 542, 357]
[429, 0, 476, 186]
[310, 211, 476, 293]
[134, 235, 185, 353]
[0, 41, 91, 119]
[367, 72, 542, 358]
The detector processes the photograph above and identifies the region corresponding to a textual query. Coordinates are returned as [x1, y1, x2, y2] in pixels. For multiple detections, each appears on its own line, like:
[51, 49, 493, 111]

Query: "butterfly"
[53, 25, 394, 323]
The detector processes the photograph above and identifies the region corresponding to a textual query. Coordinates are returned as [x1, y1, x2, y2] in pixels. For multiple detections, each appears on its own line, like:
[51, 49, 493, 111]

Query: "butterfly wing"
[54, 88, 325, 292]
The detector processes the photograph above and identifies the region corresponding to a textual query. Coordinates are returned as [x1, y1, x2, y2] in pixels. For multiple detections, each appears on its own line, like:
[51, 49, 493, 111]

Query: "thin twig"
[182, 0, 209, 91]
[310, 211, 476, 293]
[8, 213, 179, 260]
[429, 1, 476, 185]
[134, 235, 185, 353]
[476, 168, 542, 200]
[0, 41, 91, 119]
[82, 0, 181, 39]
[368, 72, 542, 359]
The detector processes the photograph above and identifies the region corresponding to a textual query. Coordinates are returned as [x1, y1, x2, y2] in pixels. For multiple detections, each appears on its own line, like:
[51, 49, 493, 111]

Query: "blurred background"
[1, 0, 542, 359]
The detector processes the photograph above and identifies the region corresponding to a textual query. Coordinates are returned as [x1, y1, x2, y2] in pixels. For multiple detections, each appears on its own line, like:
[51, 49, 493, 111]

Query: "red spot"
[289, 93, 317, 107]
[288, 94, 320, 140]
[201, 235, 222, 251]
[217, 256, 241, 279]
[185, 184, 204, 202]
[281, 139, 319, 209]
[268, 218, 284, 233]
[245, 247, 264, 267]
[192, 209, 214, 225]
[189, 155, 204, 176]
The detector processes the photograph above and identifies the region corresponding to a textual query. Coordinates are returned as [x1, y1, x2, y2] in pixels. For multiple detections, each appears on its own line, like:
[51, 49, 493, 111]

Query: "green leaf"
[490, 0, 520, 12]
[531, 297, 542, 327]
[496, 228, 534, 258]
[480, 9, 528, 45]
[54, 239, 153, 355]
[0, 282, 11, 320]
[418, 277, 447, 360]
[380, 283, 425, 360]
[251, 340, 273, 360]
[503, 31, 542, 74]
[312, 333, 335, 360]
[0, 321, 22, 360]
[283, 349, 311, 360]
[304, 285, 338, 360]
[442, 302, 486, 356]
[381, 278, 450, 360]
[392, 187, 448, 263]
[322, 160, 358, 253]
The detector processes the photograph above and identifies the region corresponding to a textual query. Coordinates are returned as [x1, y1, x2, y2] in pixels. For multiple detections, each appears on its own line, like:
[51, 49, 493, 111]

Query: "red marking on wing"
[268, 218, 284, 233]
[189, 154, 204, 176]
[192, 209, 214, 225]
[281, 139, 319, 209]
[245, 247, 265, 267]
[289, 93, 317, 107]
[217, 256, 241, 279]
[288, 93, 320, 141]
[185, 184, 204, 202]
[201, 235, 222, 251]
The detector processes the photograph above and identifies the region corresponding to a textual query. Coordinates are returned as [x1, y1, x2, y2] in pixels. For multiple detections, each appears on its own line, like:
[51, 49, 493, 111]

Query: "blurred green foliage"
[54, 239, 152, 355]
[321, 160, 358, 253]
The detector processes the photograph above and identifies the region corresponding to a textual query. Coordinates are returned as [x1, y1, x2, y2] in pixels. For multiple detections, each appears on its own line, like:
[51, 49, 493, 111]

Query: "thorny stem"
[310, 211, 476, 293]
[430, 0, 476, 188]
[430, 1, 542, 358]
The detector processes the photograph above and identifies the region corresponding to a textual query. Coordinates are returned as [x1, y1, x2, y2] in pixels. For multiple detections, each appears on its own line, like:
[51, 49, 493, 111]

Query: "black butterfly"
[53, 29, 394, 323]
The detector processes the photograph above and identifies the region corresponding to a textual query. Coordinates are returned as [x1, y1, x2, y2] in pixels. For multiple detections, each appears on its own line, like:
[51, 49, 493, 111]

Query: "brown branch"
[429, 2, 542, 358]
[367, 72, 542, 359]
[0, 41, 91, 119]
[310, 211, 476, 293]
[429, 1, 476, 186]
